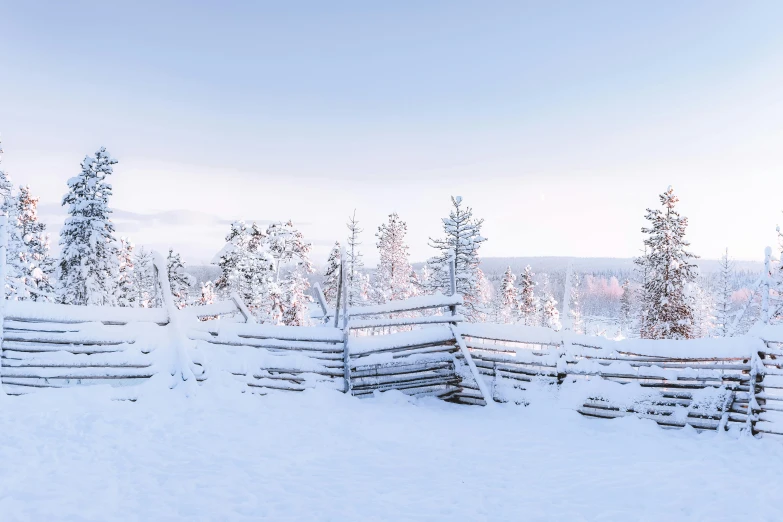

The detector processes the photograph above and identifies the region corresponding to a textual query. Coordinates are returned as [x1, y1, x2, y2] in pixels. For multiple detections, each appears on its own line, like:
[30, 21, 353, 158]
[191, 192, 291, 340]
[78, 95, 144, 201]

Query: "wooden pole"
[0, 214, 6, 395]
[338, 250, 352, 394]
[449, 254, 457, 318]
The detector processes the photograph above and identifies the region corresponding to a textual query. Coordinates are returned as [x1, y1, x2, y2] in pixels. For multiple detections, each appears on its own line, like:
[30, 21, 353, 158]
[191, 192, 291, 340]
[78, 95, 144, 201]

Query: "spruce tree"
[634, 186, 698, 339]
[57, 147, 120, 306]
[427, 196, 487, 320]
[14, 185, 56, 301]
[714, 248, 734, 337]
[197, 281, 216, 306]
[375, 212, 415, 302]
[322, 241, 342, 306]
[215, 220, 276, 314]
[167, 248, 190, 309]
[518, 265, 539, 326]
[0, 140, 24, 298]
[346, 210, 365, 306]
[539, 274, 560, 330]
[131, 247, 157, 308]
[619, 279, 632, 335]
[499, 266, 519, 324]
[570, 275, 584, 334]
[541, 293, 561, 330]
[281, 268, 312, 326]
[116, 237, 135, 307]
[266, 220, 313, 281]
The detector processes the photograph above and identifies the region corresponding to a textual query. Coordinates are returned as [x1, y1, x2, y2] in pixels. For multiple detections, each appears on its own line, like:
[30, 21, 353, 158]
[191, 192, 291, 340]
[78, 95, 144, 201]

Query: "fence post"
[152, 251, 198, 391]
[230, 292, 257, 324]
[339, 253, 352, 394]
[333, 256, 344, 329]
[0, 213, 6, 394]
[449, 254, 457, 318]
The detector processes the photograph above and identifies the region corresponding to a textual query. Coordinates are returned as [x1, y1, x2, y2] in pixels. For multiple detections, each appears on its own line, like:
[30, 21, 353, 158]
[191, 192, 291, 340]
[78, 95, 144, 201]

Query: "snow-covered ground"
[0, 378, 780, 521]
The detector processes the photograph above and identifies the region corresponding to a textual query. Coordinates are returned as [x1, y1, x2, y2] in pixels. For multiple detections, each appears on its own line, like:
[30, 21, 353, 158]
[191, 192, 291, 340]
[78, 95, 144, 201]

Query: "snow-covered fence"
[187, 322, 345, 394]
[0, 251, 209, 396]
[459, 323, 779, 435]
[1, 302, 166, 395]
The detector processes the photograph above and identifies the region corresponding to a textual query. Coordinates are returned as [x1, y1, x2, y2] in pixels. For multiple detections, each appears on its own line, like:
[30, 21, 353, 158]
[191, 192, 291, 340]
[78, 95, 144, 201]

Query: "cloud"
[37, 204, 300, 230]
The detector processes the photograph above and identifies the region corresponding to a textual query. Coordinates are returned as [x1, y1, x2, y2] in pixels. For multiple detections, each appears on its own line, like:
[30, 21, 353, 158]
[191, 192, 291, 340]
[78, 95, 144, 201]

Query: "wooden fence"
[0, 243, 781, 439]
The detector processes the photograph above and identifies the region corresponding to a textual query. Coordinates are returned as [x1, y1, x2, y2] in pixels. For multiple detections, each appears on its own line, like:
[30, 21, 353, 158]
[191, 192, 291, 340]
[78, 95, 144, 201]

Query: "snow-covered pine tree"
[499, 266, 519, 324]
[167, 248, 190, 309]
[518, 265, 539, 326]
[714, 248, 734, 337]
[195, 281, 217, 320]
[541, 292, 561, 331]
[197, 281, 215, 306]
[215, 221, 276, 315]
[57, 147, 120, 306]
[322, 241, 342, 306]
[634, 186, 698, 339]
[690, 278, 715, 338]
[0, 140, 24, 299]
[281, 268, 312, 326]
[570, 275, 584, 334]
[539, 274, 560, 330]
[266, 220, 313, 281]
[14, 185, 56, 301]
[375, 212, 415, 302]
[427, 196, 487, 320]
[346, 210, 365, 307]
[116, 237, 135, 307]
[131, 247, 157, 308]
[619, 279, 632, 335]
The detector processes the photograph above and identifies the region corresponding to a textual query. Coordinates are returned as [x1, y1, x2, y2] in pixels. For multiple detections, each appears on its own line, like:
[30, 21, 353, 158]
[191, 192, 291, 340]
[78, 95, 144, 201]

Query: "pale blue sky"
[2, 1, 783, 264]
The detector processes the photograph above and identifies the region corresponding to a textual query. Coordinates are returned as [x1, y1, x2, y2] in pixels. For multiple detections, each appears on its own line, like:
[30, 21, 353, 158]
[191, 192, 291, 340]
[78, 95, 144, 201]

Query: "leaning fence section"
[459, 323, 774, 435]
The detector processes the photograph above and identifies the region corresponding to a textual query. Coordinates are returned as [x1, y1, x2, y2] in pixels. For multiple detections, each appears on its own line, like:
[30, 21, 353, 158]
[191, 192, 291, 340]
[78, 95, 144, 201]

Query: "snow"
[0, 382, 779, 521]
[5, 300, 168, 324]
[460, 322, 761, 359]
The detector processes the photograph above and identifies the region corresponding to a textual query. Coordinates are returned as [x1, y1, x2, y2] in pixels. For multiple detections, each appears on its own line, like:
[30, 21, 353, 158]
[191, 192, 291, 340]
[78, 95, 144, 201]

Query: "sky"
[2, 1, 783, 266]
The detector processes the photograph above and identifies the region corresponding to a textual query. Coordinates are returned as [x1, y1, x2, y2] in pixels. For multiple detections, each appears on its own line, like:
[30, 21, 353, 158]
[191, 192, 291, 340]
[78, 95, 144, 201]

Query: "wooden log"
[351, 360, 452, 379]
[473, 359, 558, 377]
[351, 369, 456, 388]
[351, 376, 462, 394]
[1, 367, 156, 379]
[582, 399, 723, 419]
[348, 315, 464, 330]
[1, 376, 151, 388]
[577, 406, 721, 430]
[246, 381, 306, 392]
[3, 331, 132, 345]
[351, 341, 457, 358]
[391, 345, 458, 359]
[190, 335, 344, 353]
[0, 361, 152, 369]
[2, 342, 126, 354]
[449, 395, 486, 406]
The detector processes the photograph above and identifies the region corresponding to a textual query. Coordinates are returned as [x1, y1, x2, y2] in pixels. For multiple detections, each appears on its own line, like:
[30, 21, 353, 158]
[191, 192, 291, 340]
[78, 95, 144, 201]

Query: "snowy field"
[0, 378, 780, 522]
